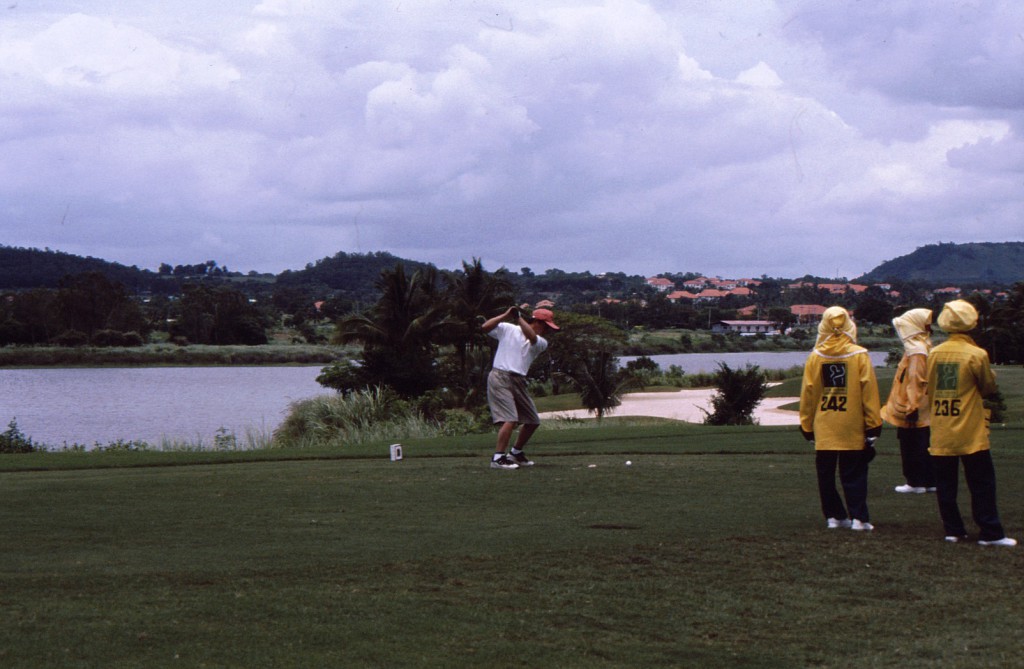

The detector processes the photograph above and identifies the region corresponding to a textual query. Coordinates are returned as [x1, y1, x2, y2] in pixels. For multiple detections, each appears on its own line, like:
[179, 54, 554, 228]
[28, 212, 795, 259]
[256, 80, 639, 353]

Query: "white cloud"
[0, 1, 1021, 278]
[736, 61, 783, 88]
[0, 14, 239, 95]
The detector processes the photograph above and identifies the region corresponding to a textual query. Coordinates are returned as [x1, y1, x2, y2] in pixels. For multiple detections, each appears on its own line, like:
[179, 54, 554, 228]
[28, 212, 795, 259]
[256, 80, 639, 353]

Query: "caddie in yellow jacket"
[881, 308, 936, 494]
[800, 306, 883, 531]
[926, 299, 1015, 546]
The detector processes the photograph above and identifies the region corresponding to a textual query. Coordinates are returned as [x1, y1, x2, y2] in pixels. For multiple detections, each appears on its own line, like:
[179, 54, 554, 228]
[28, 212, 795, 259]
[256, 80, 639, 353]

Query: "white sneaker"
[945, 535, 968, 543]
[894, 484, 927, 494]
[978, 537, 1017, 547]
[489, 455, 519, 470]
[851, 519, 874, 532]
[827, 518, 852, 529]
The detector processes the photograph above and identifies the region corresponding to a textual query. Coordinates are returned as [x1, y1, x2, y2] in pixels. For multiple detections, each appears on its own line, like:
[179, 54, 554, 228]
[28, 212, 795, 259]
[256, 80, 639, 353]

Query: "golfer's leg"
[513, 422, 539, 449]
[496, 421, 517, 454]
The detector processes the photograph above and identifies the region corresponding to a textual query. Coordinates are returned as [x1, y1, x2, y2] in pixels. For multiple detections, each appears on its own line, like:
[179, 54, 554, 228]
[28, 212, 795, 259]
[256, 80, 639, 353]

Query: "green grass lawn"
[2, 425, 1023, 668]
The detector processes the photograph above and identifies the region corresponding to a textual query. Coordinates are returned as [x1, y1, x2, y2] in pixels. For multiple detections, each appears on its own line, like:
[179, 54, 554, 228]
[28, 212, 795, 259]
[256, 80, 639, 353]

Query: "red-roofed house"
[695, 289, 730, 301]
[647, 277, 674, 292]
[667, 290, 699, 302]
[791, 304, 827, 324]
[683, 277, 710, 290]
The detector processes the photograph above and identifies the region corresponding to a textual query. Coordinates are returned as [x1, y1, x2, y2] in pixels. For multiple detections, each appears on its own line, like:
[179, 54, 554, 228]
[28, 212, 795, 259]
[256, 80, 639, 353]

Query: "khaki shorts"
[487, 369, 541, 425]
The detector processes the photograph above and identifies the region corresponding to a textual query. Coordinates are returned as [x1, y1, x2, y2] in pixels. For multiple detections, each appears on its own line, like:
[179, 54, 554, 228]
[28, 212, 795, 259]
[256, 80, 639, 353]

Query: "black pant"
[816, 449, 870, 522]
[933, 450, 1006, 541]
[897, 426, 935, 487]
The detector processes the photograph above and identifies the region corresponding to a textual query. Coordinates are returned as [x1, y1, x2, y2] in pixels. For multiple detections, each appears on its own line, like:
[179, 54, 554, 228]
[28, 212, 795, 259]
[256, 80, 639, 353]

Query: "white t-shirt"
[488, 322, 548, 376]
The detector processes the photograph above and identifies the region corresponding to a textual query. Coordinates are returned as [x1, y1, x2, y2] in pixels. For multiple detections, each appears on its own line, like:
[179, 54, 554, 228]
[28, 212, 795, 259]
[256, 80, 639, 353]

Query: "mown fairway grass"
[2, 424, 1023, 668]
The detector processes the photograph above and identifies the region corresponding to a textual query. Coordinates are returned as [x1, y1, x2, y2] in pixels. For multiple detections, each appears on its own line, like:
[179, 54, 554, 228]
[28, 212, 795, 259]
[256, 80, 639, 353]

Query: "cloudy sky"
[1, 1, 1021, 281]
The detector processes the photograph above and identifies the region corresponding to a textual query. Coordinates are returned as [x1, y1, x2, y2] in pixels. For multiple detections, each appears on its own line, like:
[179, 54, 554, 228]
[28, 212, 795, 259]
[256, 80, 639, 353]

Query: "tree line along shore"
[0, 327, 905, 369]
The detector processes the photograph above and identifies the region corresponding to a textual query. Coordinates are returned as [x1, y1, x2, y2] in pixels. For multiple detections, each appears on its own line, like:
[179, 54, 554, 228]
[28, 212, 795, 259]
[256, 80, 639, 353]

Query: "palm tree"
[440, 259, 515, 405]
[570, 348, 633, 420]
[547, 313, 630, 420]
[334, 264, 449, 397]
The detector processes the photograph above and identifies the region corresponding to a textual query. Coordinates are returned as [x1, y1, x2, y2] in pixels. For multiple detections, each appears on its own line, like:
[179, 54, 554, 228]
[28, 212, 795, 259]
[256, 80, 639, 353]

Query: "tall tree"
[56, 272, 146, 341]
[853, 286, 894, 325]
[172, 284, 268, 345]
[546, 313, 630, 419]
[0, 289, 60, 345]
[982, 282, 1024, 364]
[333, 264, 449, 397]
[440, 259, 515, 406]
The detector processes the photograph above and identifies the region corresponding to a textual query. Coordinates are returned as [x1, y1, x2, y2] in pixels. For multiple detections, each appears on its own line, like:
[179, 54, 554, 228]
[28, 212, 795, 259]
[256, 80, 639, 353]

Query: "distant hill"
[858, 242, 1024, 285]
[275, 251, 436, 297]
[0, 246, 163, 291]
[0, 246, 439, 299]
[5, 242, 1022, 297]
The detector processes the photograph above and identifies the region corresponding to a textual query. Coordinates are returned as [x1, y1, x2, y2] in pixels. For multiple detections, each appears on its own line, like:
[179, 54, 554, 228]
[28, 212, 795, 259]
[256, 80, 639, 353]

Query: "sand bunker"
[540, 388, 800, 426]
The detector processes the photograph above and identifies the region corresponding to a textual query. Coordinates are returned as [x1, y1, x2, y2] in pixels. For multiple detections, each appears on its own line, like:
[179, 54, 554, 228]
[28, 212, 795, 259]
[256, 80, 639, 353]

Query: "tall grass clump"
[273, 386, 443, 449]
[155, 425, 276, 452]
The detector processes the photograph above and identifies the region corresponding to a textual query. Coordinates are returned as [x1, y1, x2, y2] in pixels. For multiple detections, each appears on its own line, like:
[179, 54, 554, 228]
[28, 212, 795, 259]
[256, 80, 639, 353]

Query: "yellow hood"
[814, 306, 858, 353]
[892, 308, 932, 356]
[937, 300, 978, 333]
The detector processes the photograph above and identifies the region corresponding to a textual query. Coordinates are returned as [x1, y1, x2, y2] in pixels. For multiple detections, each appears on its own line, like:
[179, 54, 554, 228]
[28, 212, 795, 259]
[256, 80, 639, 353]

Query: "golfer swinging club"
[482, 304, 560, 469]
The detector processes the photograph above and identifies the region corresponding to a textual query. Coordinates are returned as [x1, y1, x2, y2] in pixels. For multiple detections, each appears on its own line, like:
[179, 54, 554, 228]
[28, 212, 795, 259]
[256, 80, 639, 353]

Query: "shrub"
[316, 359, 364, 394]
[52, 329, 88, 347]
[885, 348, 903, 367]
[94, 439, 149, 452]
[91, 329, 145, 347]
[0, 418, 35, 453]
[121, 331, 145, 347]
[703, 363, 768, 426]
[625, 355, 660, 389]
[529, 380, 549, 398]
[436, 408, 488, 437]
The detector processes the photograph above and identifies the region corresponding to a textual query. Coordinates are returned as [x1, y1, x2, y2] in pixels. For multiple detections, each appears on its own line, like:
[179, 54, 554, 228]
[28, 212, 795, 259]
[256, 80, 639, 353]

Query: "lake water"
[1, 352, 889, 449]
[0, 366, 331, 449]
[620, 350, 889, 374]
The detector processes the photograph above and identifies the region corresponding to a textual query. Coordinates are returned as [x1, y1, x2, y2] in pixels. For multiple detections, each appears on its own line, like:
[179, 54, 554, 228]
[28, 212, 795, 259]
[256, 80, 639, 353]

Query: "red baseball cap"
[531, 308, 560, 330]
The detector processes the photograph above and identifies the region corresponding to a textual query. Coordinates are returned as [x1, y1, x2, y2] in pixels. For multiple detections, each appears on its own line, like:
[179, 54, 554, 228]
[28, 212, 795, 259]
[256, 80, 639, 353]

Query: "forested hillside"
[275, 251, 436, 302]
[0, 246, 165, 291]
[858, 242, 1024, 285]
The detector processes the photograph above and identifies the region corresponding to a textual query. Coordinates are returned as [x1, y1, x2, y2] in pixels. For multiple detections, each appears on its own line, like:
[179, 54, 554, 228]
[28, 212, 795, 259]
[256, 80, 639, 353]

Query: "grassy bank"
[0, 343, 349, 367]
[0, 330, 895, 367]
[623, 327, 899, 355]
[1, 424, 1022, 668]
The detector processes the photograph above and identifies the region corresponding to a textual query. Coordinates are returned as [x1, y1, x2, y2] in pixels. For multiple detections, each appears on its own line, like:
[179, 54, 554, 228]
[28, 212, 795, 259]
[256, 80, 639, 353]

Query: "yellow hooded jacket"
[927, 300, 997, 456]
[799, 307, 883, 450]
[881, 308, 932, 428]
